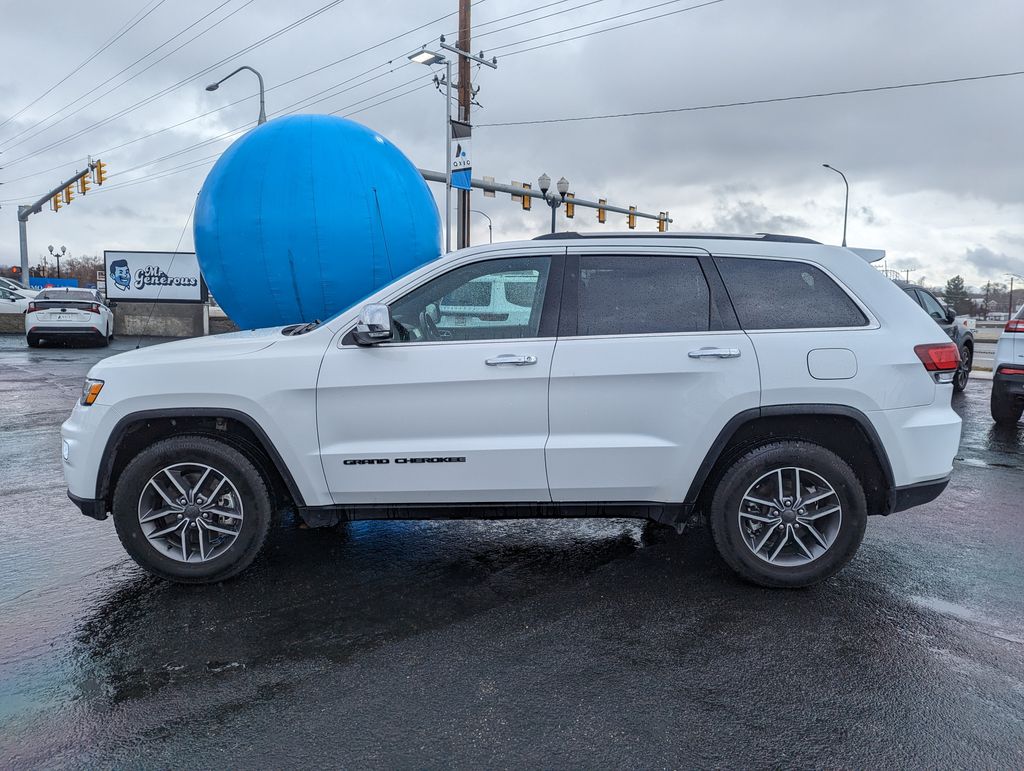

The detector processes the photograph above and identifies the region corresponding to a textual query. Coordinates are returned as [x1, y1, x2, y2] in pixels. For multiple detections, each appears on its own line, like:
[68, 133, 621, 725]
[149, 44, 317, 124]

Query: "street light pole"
[205, 66, 267, 125]
[538, 174, 570, 234]
[822, 163, 849, 247]
[1006, 274, 1023, 317]
[471, 209, 492, 243]
[409, 50, 455, 253]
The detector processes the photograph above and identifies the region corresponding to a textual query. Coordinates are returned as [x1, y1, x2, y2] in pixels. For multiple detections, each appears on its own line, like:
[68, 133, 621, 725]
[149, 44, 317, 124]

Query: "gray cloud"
[963, 247, 1024, 276]
[705, 199, 808, 235]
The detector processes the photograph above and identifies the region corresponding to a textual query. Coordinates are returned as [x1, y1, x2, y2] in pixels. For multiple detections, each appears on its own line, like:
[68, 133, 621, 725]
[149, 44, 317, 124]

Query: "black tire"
[112, 435, 272, 583]
[26, 336, 40, 348]
[952, 343, 971, 393]
[990, 389, 1023, 425]
[709, 440, 868, 589]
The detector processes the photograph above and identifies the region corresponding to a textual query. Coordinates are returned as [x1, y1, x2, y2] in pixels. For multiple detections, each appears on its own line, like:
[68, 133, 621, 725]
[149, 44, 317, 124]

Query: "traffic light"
[78, 175, 91, 195]
[597, 198, 606, 224]
[93, 159, 107, 185]
[658, 212, 668, 232]
[564, 193, 574, 219]
[51, 194, 62, 212]
[521, 182, 531, 211]
[628, 205, 637, 230]
[63, 184, 74, 206]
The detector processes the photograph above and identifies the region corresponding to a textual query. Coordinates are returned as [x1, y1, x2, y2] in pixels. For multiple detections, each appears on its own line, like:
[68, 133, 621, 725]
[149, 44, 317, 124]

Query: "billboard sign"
[103, 250, 207, 303]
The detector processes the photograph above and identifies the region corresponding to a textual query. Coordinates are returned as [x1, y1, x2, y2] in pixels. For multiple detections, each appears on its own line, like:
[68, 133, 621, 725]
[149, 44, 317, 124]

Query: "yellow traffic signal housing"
[94, 159, 107, 185]
[78, 175, 91, 195]
[658, 212, 668, 232]
[63, 184, 74, 205]
[628, 205, 637, 230]
[565, 193, 575, 219]
[51, 194, 62, 212]
[521, 182, 531, 211]
[597, 198, 607, 224]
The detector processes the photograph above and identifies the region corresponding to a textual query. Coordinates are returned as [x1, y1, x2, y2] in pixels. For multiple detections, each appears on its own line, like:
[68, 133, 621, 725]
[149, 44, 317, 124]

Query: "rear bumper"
[68, 490, 108, 521]
[888, 475, 950, 514]
[28, 324, 105, 340]
[993, 368, 1024, 399]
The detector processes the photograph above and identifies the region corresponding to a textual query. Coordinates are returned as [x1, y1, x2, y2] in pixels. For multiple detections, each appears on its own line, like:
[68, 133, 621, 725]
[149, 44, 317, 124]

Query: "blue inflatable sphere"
[194, 115, 441, 329]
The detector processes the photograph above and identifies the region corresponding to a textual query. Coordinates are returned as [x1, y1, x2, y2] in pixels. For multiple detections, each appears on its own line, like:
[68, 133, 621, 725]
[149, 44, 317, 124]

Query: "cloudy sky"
[1, 0, 1021, 289]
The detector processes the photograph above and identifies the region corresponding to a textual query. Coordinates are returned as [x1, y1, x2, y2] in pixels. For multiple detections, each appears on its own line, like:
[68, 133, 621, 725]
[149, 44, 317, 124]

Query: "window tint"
[38, 289, 97, 302]
[715, 257, 867, 329]
[577, 255, 710, 336]
[918, 290, 947, 320]
[389, 256, 550, 342]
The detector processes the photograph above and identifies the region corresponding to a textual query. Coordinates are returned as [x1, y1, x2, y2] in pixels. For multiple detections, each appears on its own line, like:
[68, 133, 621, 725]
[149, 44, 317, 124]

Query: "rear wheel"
[112, 435, 272, 583]
[26, 336, 40, 348]
[709, 441, 867, 588]
[991, 388, 1023, 425]
[953, 343, 971, 393]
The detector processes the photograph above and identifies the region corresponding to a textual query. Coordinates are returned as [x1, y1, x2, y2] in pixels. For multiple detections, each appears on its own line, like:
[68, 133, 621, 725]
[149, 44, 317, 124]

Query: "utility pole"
[456, 0, 471, 249]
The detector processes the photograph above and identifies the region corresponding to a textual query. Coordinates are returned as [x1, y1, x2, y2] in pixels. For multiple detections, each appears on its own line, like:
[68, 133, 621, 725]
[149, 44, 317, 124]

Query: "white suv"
[61, 234, 962, 588]
[991, 305, 1024, 423]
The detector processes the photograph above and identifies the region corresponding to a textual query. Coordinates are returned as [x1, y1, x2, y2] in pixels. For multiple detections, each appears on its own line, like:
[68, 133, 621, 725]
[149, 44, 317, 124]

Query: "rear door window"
[714, 257, 868, 330]
[576, 255, 710, 336]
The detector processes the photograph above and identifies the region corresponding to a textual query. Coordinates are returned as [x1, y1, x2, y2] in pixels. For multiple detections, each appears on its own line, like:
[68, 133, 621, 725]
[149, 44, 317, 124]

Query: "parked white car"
[0, 287, 31, 314]
[991, 305, 1024, 424]
[61, 233, 962, 587]
[26, 288, 114, 347]
[0, 276, 38, 300]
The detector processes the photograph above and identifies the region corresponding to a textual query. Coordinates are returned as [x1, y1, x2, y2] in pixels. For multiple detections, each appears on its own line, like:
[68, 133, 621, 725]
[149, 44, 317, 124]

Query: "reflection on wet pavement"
[1, 338, 1022, 767]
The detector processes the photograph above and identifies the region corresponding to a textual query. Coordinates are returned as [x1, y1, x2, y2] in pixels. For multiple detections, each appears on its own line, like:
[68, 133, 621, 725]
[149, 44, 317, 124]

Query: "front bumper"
[68, 490, 108, 521]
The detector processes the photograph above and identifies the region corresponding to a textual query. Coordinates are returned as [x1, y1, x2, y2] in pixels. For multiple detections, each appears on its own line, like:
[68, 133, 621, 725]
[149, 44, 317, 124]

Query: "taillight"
[914, 343, 960, 372]
[1004, 319, 1024, 333]
[89, 303, 100, 314]
[999, 367, 1024, 376]
[27, 302, 38, 313]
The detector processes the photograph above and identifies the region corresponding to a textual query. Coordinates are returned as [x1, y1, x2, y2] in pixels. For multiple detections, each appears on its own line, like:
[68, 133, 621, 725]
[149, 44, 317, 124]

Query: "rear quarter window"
[715, 256, 868, 330]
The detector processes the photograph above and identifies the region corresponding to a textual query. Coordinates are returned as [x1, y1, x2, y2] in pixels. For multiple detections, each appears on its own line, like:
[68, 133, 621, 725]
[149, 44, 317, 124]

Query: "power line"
[0, 0, 169, 132]
[0, 0, 348, 169]
[477, 69, 1024, 127]
[0, 0, 248, 152]
[490, 0, 725, 55]
[474, 0, 612, 41]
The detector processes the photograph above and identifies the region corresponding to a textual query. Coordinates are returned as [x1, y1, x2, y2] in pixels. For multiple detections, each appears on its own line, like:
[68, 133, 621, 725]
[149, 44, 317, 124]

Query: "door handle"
[485, 354, 538, 366]
[688, 347, 741, 359]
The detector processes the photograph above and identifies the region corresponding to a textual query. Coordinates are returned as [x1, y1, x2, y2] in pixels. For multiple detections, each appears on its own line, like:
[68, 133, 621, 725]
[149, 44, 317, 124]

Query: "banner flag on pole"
[450, 120, 471, 191]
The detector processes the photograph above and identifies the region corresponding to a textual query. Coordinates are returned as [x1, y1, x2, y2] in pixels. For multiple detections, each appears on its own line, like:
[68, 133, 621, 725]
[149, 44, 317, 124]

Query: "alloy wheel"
[737, 466, 842, 567]
[137, 462, 244, 563]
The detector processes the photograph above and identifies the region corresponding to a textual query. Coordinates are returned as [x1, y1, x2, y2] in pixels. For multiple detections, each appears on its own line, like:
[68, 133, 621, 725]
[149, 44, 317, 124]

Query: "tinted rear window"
[715, 257, 867, 329]
[578, 255, 710, 336]
[38, 290, 97, 302]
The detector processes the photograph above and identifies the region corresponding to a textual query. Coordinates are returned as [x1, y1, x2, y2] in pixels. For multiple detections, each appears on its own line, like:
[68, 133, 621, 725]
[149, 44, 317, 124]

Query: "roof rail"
[532, 231, 820, 244]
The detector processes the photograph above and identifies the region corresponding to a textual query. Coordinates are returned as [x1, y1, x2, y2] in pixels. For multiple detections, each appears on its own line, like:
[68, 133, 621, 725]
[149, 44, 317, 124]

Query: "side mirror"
[944, 307, 957, 324]
[352, 303, 392, 346]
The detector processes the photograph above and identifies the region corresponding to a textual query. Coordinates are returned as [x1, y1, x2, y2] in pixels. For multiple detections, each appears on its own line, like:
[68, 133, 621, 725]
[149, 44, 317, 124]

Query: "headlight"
[81, 378, 104, 406]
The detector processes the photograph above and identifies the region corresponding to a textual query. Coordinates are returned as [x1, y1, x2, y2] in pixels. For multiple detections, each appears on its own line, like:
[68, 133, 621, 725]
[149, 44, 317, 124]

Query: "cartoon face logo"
[109, 259, 131, 291]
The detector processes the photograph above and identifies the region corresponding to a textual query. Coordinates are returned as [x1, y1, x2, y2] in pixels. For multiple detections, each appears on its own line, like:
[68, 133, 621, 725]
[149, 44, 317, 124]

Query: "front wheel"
[709, 441, 867, 588]
[112, 435, 272, 583]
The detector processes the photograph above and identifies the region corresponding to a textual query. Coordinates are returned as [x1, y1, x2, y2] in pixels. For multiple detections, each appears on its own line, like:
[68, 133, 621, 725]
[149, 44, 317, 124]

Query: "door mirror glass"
[353, 303, 393, 346]
[944, 306, 957, 324]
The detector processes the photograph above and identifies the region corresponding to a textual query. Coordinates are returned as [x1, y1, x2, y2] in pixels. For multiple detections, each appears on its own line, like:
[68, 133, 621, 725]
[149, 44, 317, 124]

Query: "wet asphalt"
[0, 336, 1022, 769]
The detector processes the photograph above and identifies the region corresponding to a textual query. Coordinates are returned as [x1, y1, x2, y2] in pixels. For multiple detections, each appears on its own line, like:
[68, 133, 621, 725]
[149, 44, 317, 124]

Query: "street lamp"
[409, 48, 452, 253]
[47, 244, 66, 279]
[206, 65, 267, 125]
[538, 174, 570, 234]
[822, 163, 849, 247]
[471, 209, 493, 243]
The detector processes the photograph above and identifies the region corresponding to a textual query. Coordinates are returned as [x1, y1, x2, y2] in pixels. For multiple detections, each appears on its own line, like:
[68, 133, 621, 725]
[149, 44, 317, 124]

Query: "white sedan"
[0, 287, 30, 314]
[0, 276, 37, 300]
[25, 288, 114, 347]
